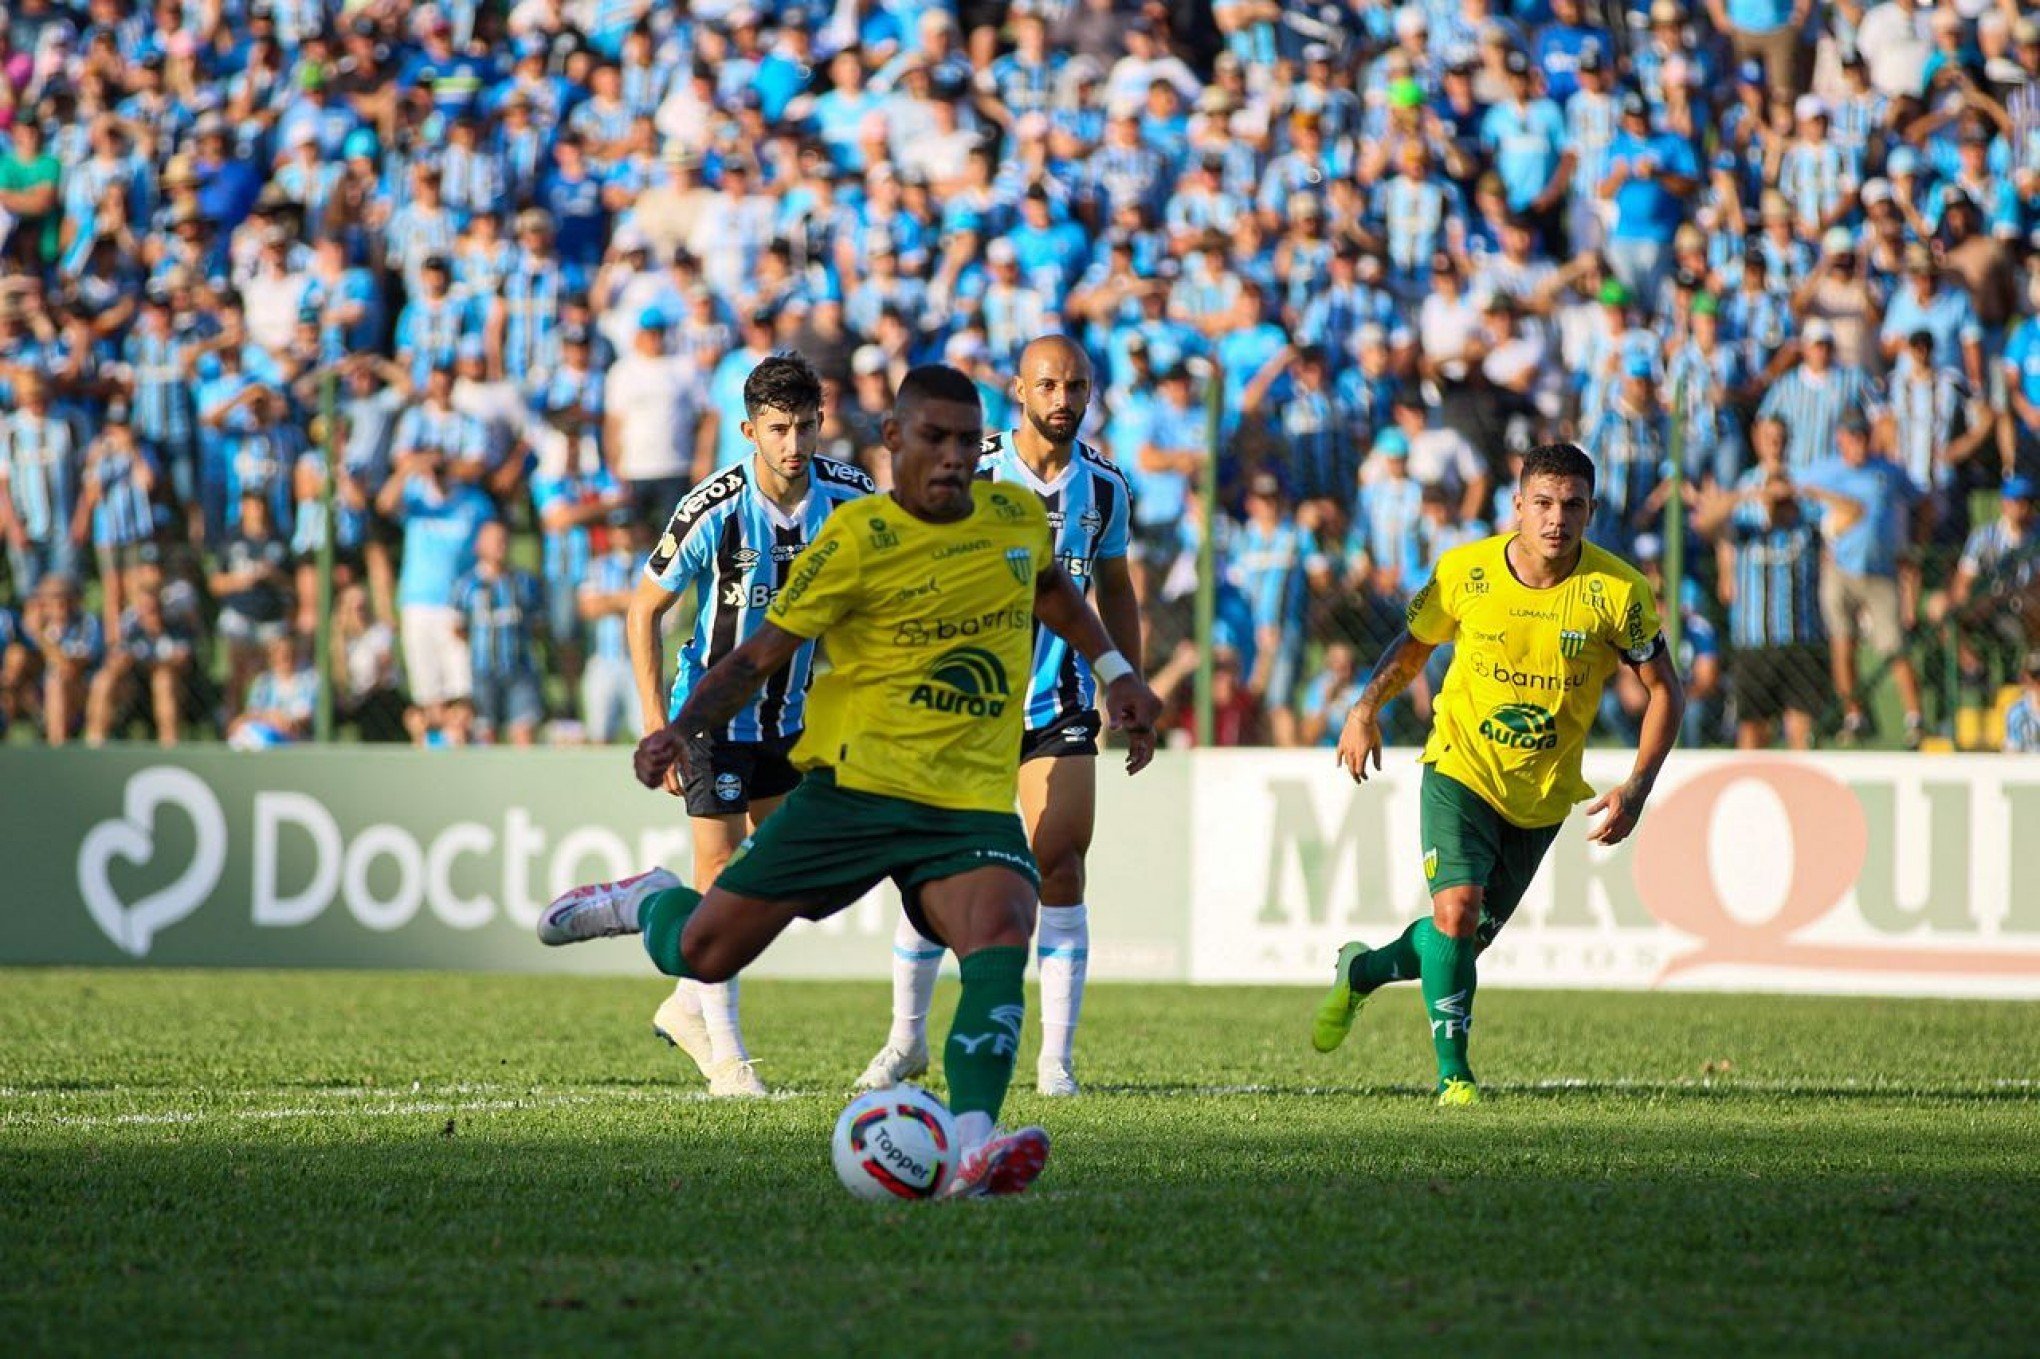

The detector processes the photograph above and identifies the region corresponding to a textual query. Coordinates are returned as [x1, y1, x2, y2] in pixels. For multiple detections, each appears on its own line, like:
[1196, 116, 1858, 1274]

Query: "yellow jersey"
[767, 481, 1055, 813]
[1405, 533, 1664, 828]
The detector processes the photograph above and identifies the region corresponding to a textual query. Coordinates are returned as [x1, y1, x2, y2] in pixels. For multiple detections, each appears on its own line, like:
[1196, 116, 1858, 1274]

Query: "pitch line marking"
[4, 1076, 2035, 1128]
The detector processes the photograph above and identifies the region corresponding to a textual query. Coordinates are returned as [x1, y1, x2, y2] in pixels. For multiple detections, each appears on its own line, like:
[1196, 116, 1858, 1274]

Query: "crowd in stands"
[2, 0, 2039, 752]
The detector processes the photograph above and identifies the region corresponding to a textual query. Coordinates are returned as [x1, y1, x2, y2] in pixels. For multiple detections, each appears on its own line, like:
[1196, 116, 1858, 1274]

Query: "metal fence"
[4, 365, 2036, 755]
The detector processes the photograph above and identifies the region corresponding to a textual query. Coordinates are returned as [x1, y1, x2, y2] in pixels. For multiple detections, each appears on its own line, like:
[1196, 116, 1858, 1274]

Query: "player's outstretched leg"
[538, 867, 682, 945]
[856, 914, 941, 1091]
[1310, 921, 1424, 1053]
[915, 868, 1052, 1200]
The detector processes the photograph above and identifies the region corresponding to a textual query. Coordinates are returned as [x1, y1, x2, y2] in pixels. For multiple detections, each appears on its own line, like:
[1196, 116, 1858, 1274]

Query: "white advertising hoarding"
[1190, 749, 2040, 999]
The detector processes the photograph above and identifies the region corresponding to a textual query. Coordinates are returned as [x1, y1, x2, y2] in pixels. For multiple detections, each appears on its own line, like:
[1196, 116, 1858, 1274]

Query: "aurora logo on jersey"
[909, 646, 1011, 719]
[1559, 629, 1587, 659]
[1478, 702, 1559, 751]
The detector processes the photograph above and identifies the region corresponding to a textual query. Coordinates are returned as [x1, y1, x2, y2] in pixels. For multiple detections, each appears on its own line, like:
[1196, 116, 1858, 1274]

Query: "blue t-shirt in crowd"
[1480, 99, 1568, 212]
[396, 482, 497, 608]
[1801, 457, 1918, 579]
[1126, 397, 1205, 527]
[2005, 318, 2040, 415]
[1605, 131, 1699, 243]
[1723, 0, 1793, 32]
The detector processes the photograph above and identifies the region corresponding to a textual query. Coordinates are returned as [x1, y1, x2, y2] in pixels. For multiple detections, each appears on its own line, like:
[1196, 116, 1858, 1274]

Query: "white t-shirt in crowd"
[603, 354, 702, 481]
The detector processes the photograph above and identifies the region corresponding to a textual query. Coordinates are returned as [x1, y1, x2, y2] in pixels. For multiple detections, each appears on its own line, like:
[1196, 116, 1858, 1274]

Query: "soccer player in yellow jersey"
[1310, 443, 1686, 1106]
[538, 365, 1163, 1198]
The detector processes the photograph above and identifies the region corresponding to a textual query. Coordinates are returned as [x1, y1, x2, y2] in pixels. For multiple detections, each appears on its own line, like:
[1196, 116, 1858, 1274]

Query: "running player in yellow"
[539, 365, 1163, 1197]
[1310, 443, 1685, 1105]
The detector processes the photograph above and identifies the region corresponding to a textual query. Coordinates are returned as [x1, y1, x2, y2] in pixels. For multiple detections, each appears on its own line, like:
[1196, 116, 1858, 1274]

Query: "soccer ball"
[831, 1086, 957, 1201]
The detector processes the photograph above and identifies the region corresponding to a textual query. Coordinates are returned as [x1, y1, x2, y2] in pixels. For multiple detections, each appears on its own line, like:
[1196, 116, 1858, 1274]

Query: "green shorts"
[713, 768, 1038, 942]
[1419, 764, 1563, 948]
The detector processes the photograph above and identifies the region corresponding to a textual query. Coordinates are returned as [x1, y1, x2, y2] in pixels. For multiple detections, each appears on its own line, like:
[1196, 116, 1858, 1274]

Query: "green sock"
[1353, 920, 1423, 992]
[639, 887, 703, 980]
[1414, 919, 1478, 1085]
[943, 946, 1027, 1123]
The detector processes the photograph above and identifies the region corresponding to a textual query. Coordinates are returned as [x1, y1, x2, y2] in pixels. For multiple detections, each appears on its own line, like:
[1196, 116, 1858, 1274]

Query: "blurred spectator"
[0, 0, 2033, 752]
[1234, 472, 1307, 744]
[331, 582, 405, 743]
[1695, 421, 1829, 750]
[1296, 641, 1363, 747]
[70, 402, 157, 636]
[452, 520, 547, 747]
[2006, 650, 2040, 753]
[576, 517, 647, 746]
[1611, 533, 1723, 748]
[83, 579, 195, 747]
[379, 450, 493, 742]
[1801, 411, 1927, 745]
[228, 634, 319, 749]
[28, 574, 102, 746]
[209, 492, 292, 718]
[605, 306, 710, 518]
[1, 372, 78, 594]
[1943, 477, 2040, 688]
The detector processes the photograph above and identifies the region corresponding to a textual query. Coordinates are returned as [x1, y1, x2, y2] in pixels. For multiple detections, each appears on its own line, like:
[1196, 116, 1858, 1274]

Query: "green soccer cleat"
[1310, 941, 1373, 1054]
[1436, 1078, 1481, 1107]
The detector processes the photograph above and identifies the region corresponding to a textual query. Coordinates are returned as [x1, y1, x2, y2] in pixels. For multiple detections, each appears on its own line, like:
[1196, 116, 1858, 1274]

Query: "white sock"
[1036, 904, 1089, 1068]
[668, 980, 701, 1015]
[890, 912, 945, 1050]
[953, 1109, 994, 1152]
[692, 978, 748, 1064]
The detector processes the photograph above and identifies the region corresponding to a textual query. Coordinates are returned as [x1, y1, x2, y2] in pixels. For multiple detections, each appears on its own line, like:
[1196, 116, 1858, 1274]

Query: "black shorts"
[956, 0, 1009, 34]
[1129, 520, 1179, 564]
[1732, 643, 1830, 723]
[1020, 708, 1103, 762]
[680, 731, 803, 817]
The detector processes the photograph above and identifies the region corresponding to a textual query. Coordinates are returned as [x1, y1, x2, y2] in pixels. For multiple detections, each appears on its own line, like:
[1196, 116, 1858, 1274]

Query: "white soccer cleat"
[652, 993, 714, 1078]
[536, 866, 681, 946]
[1036, 1061, 1081, 1098]
[707, 1058, 769, 1098]
[941, 1126, 1051, 1199]
[854, 1039, 931, 1092]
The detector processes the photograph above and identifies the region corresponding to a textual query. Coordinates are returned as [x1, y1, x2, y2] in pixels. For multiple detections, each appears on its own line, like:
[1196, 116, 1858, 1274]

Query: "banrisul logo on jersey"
[910, 647, 1010, 718]
[1479, 702, 1559, 751]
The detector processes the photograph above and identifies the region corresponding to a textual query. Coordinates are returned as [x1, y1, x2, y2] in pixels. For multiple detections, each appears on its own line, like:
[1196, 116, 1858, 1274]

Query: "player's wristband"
[1093, 649, 1134, 686]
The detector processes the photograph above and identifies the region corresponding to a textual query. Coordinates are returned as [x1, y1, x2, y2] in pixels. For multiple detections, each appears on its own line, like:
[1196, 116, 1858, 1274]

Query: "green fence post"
[1195, 359, 1222, 747]
[313, 371, 338, 743]
[1664, 375, 1686, 667]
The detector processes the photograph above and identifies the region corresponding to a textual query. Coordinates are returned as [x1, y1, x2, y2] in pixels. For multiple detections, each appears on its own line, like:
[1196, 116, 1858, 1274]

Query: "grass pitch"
[3, 971, 2036, 1356]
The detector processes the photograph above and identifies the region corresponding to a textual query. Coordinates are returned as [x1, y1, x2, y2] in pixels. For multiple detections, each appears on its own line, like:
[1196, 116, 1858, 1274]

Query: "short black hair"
[1521, 441, 1597, 494]
[895, 363, 981, 412]
[743, 351, 823, 419]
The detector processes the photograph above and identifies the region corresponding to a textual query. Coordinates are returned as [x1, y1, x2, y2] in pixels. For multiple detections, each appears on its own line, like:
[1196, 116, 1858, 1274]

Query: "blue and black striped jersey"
[645, 456, 877, 743]
[977, 431, 1132, 731]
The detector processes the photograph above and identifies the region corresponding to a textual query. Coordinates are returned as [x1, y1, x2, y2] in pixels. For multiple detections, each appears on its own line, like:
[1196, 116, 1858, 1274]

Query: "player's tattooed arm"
[1588, 647, 1685, 846]
[1337, 630, 1438, 784]
[634, 624, 806, 790]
